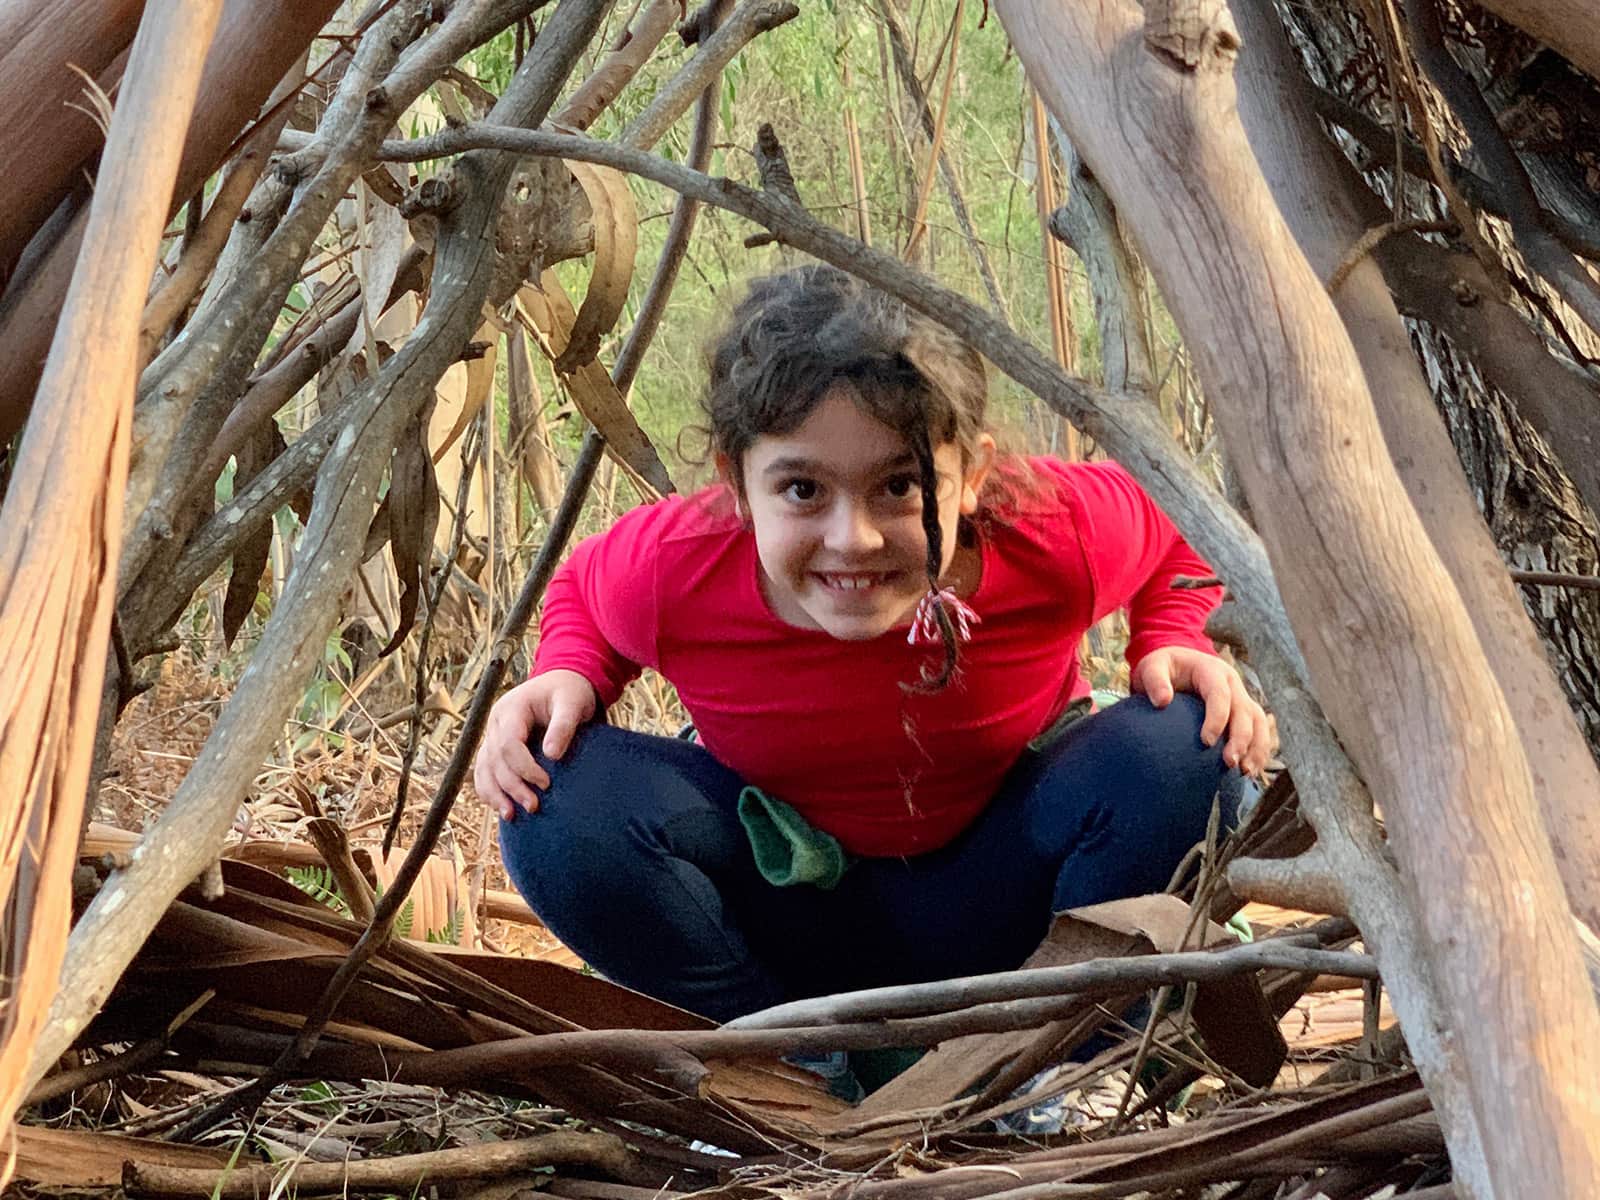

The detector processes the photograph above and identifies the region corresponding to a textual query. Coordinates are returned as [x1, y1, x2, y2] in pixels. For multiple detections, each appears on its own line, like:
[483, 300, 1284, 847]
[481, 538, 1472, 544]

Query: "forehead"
[747, 386, 913, 476]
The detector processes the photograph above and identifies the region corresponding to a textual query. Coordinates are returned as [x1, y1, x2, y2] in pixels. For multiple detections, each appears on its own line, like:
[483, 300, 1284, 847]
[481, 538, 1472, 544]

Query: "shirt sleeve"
[531, 498, 672, 705]
[1062, 460, 1222, 669]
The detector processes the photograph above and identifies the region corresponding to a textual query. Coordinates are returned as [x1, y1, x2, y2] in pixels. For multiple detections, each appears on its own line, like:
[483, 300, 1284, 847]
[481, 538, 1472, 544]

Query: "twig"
[618, 0, 798, 150]
[383, 411, 482, 856]
[725, 937, 1371, 1029]
[1185, 567, 1600, 595]
[902, 0, 964, 262]
[1325, 218, 1455, 294]
[293, 783, 378, 924]
[27, 1040, 168, 1107]
[609, 0, 729, 393]
[27, 988, 215, 1106]
[122, 1129, 653, 1198]
[1508, 570, 1600, 593]
[874, 0, 1011, 321]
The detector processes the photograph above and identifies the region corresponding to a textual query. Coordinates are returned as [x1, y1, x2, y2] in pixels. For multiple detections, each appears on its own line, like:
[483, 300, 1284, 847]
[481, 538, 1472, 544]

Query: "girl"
[474, 265, 1271, 1027]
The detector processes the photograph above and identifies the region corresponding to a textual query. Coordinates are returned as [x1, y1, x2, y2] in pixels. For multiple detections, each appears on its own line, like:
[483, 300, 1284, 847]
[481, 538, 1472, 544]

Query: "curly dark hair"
[704, 265, 992, 688]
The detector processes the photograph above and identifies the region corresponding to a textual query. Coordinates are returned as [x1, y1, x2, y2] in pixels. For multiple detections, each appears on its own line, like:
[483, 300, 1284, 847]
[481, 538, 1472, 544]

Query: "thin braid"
[907, 412, 958, 692]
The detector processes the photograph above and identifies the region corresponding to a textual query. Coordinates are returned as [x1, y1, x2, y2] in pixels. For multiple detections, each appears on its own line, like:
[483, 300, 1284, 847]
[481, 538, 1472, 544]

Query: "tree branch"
[123, 1130, 653, 1198]
[1403, 0, 1600, 334]
[1308, 85, 1600, 264]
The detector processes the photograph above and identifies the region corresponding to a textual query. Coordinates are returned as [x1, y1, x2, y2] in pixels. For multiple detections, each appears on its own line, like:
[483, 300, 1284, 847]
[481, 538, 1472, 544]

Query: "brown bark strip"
[0, 0, 345, 447]
[873, 0, 1011, 322]
[553, 0, 681, 131]
[902, 0, 964, 262]
[994, 0, 1600, 1194]
[135, 49, 309, 369]
[0, 0, 142, 278]
[0, 0, 225, 1151]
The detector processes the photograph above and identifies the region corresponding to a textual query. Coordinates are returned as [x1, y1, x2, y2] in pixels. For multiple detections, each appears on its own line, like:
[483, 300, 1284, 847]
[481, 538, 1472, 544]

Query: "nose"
[823, 498, 885, 555]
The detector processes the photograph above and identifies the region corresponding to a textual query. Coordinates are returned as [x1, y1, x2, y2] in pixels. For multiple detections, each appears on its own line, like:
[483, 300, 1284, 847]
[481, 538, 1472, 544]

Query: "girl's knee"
[1062, 693, 1220, 769]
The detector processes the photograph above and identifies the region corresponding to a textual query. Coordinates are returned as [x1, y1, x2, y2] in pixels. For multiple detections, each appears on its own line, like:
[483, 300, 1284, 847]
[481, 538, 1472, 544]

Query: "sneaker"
[785, 1050, 865, 1103]
[992, 1066, 1141, 1135]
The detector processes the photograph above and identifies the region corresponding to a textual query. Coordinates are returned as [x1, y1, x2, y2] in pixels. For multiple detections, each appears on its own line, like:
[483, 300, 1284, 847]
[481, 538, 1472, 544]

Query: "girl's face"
[730, 385, 995, 641]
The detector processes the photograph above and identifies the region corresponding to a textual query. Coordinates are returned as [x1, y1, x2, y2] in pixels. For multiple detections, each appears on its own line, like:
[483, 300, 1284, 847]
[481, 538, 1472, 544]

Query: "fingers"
[1135, 650, 1177, 707]
[1198, 668, 1231, 748]
[1245, 708, 1278, 777]
[474, 687, 553, 820]
[1220, 681, 1276, 776]
[1220, 677, 1253, 769]
[541, 693, 584, 760]
[476, 739, 548, 819]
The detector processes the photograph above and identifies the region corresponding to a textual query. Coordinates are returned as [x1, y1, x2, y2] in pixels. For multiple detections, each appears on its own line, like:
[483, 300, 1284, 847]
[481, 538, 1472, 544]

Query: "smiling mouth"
[815, 571, 896, 592]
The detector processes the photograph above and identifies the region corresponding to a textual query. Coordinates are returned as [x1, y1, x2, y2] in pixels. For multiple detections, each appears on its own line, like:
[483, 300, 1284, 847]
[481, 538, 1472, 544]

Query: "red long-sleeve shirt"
[534, 458, 1221, 856]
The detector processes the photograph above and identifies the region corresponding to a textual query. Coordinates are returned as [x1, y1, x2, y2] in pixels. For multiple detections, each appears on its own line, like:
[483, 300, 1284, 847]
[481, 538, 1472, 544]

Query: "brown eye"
[885, 474, 917, 499]
[783, 478, 820, 503]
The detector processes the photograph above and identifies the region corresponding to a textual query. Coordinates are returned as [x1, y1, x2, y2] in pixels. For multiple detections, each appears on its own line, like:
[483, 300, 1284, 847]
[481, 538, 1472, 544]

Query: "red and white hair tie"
[907, 587, 981, 646]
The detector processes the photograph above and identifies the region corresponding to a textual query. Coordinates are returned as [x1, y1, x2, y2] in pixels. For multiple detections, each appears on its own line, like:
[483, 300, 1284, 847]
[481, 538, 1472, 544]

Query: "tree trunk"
[0, 0, 223, 1136]
[996, 0, 1600, 1193]
[0, 0, 144, 283]
[0, 0, 343, 446]
[1230, 0, 1600, 932]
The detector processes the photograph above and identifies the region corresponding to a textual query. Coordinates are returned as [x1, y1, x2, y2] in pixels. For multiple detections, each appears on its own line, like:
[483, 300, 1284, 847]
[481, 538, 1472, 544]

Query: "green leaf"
[395, 897, 415, 940]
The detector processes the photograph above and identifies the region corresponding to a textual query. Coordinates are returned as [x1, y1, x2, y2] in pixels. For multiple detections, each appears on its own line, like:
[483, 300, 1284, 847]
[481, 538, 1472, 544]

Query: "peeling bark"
[0, 0, 224, 1134]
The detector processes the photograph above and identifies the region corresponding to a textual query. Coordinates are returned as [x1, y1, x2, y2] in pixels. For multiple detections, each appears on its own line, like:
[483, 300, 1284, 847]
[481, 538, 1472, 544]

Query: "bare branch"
[724, 937, 1373, 1030]
[123, 1130, 653, 1198]
[618, 0, 798, 150]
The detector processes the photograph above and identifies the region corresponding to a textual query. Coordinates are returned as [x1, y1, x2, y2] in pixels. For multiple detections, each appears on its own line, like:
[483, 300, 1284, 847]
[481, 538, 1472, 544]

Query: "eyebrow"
[761, 452, 918, 477]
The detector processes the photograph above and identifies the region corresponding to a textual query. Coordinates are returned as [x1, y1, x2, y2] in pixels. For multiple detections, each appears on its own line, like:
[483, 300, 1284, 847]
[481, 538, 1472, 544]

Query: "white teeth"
[820, 573, 882, 591]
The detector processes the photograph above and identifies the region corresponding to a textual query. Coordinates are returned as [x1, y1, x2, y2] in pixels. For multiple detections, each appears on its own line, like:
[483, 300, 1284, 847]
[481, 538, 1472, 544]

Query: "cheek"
[750, 512, 811, 575]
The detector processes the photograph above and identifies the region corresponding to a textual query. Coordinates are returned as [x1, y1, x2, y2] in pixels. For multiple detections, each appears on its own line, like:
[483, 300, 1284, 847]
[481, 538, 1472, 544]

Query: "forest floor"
[10, 651, 1444, 1200]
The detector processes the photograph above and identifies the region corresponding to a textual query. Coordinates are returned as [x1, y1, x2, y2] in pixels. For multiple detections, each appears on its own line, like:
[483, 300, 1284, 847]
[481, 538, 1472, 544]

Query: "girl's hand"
[1132, 646, 1275, 776]
[472, 670, 597, 820]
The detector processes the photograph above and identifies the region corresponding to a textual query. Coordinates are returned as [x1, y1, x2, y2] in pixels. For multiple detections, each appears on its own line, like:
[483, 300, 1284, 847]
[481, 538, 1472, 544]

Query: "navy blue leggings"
[499, 694, 1237, 1022]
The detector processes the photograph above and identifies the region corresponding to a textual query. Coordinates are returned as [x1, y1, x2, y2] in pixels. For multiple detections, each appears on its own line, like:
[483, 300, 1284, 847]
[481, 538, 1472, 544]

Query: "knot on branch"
[399, 174, 460, 221]
[746, 122, 804, 249]
[677, 0, 724, 47]
[1144, 0, 1241, 70]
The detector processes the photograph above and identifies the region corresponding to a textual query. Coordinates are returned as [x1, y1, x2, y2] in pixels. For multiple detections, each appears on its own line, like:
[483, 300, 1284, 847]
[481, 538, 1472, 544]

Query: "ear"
[715, 452, 745, 519]
[959, 434, 997, 515]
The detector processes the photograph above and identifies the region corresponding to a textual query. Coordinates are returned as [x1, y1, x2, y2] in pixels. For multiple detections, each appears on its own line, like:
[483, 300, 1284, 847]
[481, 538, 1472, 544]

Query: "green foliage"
[394, 896, 415, 940]
[426, 906, 466, 946]
[285, 864, 349, 915]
